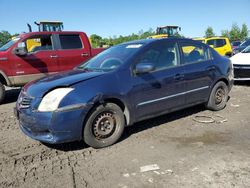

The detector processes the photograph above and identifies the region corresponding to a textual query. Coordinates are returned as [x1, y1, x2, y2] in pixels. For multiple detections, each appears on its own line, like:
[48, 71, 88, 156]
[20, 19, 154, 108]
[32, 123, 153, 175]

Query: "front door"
[130, 41, 186, 120]
[10, 34, 58, 85]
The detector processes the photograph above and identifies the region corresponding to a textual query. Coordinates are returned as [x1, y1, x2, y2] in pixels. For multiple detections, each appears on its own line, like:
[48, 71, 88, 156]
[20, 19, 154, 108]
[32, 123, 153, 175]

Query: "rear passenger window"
[207, 39, 226, 48]
[180, 43, 210, 64]
[59, 34, 83, 49]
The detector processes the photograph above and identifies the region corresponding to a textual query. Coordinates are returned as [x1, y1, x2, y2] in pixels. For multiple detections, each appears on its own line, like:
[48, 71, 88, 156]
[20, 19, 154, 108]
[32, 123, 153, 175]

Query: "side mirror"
[135, 63, 155, 74]
[209, 44, 215, 48]
[14, 42, 27, 56]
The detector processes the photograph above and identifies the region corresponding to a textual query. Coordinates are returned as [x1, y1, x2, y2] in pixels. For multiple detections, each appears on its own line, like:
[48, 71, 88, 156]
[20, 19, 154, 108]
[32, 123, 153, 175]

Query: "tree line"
[205, 23, 248, 41]
[90, 28, 156, 48]
[0, 23, 249, 48]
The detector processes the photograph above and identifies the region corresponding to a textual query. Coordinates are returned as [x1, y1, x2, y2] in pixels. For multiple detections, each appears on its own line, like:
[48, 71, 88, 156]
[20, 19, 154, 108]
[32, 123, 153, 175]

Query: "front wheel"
[0, 83, 5, 104]
[83, 103, 125, 148]
[206, 81, 229, 111]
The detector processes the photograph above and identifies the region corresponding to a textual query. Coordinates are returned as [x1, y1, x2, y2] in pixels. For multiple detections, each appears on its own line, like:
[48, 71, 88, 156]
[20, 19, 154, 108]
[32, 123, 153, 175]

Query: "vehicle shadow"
[45, 104, 205, 152]
[2, 88, 21, 104]
[121, 104, 205, 142]
[42, 141, 89, 151]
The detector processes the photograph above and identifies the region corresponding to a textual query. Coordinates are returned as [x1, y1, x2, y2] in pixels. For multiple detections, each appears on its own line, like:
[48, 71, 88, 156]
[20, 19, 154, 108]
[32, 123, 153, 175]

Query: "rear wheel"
[0, 82, 5, 104]
[206, 81, 229, 111]
[83, 103, 125, 148]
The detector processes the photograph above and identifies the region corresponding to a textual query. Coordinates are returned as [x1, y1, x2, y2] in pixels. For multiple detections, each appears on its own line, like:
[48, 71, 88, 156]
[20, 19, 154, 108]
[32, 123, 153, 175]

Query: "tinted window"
[207, 39, 226, 48]
[242, 46, 250, 53]
[232, 41, 241, 46]
[136, 42, 178, 71]
[59, 35, 83, 49]
[25, 35, 52, 53]
[180, 43, 210, 64]
[241, 39, 250, 47]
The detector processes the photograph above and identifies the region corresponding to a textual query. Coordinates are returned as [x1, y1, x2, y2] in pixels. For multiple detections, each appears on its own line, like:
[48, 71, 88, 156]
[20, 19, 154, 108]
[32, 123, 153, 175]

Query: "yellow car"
[194, 37, 232, 57]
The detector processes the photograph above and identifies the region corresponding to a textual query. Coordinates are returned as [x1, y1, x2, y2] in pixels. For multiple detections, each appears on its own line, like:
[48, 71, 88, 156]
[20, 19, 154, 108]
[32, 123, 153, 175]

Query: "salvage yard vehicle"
[194, 37, 233, 57]
[231, 40, 241, 50]
[15, 38, 234, 148]
[233, 38, 250, 54]
[230, 45, 250, 80]
[149, 25, 181, 39]
[0, 31, 105, 103]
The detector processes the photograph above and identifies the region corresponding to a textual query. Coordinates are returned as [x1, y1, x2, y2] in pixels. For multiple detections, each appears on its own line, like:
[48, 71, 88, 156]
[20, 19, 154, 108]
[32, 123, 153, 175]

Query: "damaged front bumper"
[15, 103, 90, 144]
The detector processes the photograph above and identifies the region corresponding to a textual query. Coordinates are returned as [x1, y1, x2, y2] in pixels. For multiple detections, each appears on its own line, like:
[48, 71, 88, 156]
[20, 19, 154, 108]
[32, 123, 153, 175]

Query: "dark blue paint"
[15, 38, 234, 144]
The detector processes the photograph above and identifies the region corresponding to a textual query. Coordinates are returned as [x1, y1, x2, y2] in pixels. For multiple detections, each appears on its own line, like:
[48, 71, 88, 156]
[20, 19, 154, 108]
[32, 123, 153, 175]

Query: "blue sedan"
[15, 38, 234, 148]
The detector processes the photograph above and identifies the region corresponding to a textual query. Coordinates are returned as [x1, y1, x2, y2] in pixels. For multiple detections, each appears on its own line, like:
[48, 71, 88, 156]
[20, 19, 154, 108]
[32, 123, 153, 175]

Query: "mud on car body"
[15, 38, 234, 148]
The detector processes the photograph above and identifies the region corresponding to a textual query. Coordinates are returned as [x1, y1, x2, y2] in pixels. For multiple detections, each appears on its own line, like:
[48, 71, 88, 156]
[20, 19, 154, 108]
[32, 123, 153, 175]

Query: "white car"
[230, 45, 250, 80]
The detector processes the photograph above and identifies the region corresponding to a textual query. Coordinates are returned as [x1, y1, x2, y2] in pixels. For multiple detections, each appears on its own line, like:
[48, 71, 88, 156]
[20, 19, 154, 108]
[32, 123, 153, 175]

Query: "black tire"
[0, 82, 5, 104]
[206, 81, 229, 111]
[83, 103, 125, 148]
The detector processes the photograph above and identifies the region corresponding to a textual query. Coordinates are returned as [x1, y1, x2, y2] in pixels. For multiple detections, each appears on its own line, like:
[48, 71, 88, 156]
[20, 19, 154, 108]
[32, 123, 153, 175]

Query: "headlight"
[38, 88, 74, 112]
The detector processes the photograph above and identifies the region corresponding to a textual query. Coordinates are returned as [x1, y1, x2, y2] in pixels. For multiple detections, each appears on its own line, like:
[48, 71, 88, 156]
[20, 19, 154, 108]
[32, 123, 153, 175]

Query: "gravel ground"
[0, 84, 250, 188]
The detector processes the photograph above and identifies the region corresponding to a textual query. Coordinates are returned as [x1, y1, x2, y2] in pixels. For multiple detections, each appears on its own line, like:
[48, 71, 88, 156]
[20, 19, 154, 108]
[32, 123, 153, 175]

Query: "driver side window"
[25, 35, 53, 53]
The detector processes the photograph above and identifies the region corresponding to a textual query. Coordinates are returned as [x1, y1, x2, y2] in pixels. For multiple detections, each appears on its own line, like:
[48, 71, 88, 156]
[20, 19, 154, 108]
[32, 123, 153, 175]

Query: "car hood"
[230, 52, 250, 65]
[24, 69, 105, 97]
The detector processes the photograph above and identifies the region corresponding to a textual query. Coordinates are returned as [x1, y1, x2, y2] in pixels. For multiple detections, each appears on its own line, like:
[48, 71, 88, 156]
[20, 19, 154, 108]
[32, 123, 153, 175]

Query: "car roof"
[206, 36, 229, 40]
[18, 31, 86, 38]
[120, 37, 197, 46]
[193, 37, 205, 40]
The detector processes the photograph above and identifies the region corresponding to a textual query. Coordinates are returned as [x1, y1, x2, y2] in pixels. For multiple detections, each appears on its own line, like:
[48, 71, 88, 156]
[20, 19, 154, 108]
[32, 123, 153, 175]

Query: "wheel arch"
[0, 71, 11, 86]
[81, 97, 131, 138]
[215, 77, 229, 86]
[209, 77, 229, 97]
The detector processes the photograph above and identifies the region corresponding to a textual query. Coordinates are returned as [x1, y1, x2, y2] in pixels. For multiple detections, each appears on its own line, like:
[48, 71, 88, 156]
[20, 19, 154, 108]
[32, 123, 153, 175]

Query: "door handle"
[174, 74, 184, 80]
[50, 55, 58, 58]
[81, 53, 89, 57]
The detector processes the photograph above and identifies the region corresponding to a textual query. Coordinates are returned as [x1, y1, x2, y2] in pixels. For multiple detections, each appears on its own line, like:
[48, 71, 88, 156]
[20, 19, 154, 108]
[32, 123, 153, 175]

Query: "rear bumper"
[15, 105, 88, 144]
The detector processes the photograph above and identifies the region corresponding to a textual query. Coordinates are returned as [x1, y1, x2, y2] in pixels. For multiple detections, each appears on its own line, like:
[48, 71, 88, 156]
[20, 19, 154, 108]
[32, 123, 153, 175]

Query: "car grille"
[18, 91, 33, 109]
[234, 65, 250, 79]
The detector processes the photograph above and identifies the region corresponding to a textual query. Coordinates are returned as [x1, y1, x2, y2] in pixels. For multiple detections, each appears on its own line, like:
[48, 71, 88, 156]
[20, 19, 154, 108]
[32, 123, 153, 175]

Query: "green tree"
[229, 23, 241, 41]
[240, 23, 248, 41]
[221, 29, 230, 38]
[205, 26, 215, 38]
[0, 31, 12, 46]
[89, 34, 102, 48]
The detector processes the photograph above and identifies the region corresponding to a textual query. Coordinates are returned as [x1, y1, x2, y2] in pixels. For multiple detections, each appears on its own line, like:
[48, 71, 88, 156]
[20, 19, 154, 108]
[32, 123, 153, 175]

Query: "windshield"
[242, 45, 250, 53]
[158, 27, 178, 35]
[0, 37, 20, 51]
[78, 43, 144, 72]
[240, 39, 250, 47]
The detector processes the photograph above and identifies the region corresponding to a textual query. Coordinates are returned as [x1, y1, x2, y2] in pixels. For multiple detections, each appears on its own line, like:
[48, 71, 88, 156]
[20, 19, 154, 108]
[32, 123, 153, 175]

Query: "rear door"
[179, 41, 215, 105]
[130, 40, 186, 120]
[56, 34, 90, 71]
[9, 34, 59, 85]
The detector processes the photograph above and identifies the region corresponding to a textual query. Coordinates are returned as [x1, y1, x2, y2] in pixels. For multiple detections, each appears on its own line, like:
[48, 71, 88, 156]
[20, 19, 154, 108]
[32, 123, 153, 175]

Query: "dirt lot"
[0, 84, 250, 188]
